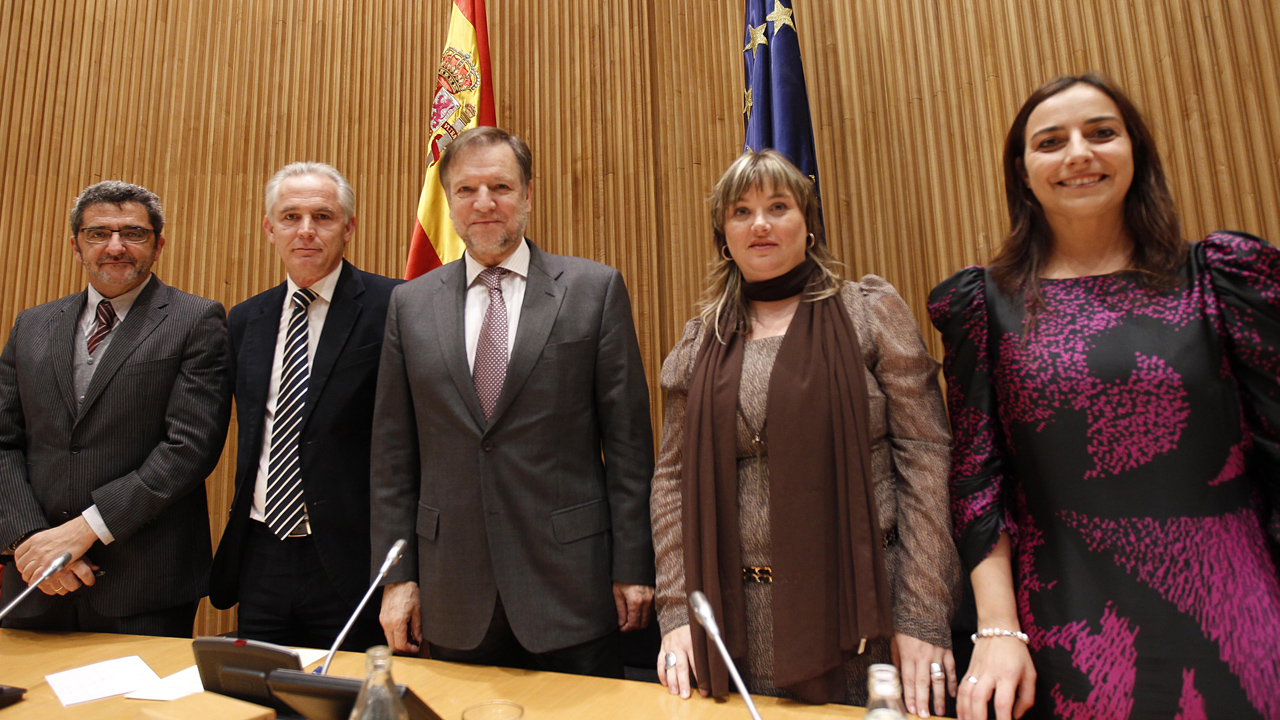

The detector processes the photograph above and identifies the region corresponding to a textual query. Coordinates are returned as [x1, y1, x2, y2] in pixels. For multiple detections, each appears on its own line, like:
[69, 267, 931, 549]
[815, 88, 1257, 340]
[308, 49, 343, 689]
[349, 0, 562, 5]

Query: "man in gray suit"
[0, 181, 229, 636]
[371, 127, 654, 677]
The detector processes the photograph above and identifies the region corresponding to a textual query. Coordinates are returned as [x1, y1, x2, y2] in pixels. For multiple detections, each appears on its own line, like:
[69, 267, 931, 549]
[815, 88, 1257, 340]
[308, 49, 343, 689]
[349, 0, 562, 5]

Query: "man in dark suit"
[371, 127, 655, 678]
[209, 162, 401, 651]
[0, 181, 229, 636]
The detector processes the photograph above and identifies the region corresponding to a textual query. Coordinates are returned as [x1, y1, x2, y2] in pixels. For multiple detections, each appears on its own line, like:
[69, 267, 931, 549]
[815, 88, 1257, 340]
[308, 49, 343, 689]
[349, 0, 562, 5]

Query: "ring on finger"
[967, 675, 979, 684]
[930, 661, 944, 679]
[664, 652, 678, 669]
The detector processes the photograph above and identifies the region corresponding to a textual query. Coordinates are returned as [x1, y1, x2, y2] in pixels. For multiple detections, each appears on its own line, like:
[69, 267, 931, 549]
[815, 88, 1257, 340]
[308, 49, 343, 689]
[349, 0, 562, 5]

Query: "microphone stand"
[0, 552, 71, 622]
[318, 539, 407, 676]
[689, 590, 764, 720]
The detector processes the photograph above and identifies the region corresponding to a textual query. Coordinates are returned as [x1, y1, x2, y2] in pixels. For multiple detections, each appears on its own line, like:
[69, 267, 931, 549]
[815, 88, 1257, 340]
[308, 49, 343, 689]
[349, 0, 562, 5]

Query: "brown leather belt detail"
[742, 529, 897, 584]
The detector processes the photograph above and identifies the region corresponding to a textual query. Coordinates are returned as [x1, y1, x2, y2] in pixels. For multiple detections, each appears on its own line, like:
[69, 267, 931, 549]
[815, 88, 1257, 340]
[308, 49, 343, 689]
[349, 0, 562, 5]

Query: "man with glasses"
[0, 180, 230, 636]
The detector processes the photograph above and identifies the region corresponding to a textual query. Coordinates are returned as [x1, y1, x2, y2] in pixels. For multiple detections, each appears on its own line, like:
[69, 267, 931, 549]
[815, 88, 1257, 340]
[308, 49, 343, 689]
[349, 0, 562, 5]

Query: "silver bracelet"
[971, 627, 1029, 644]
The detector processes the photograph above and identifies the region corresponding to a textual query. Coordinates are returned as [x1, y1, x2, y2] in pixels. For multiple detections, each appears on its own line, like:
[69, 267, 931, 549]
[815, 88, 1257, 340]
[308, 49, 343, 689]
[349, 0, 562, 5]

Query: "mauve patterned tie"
[473, 267, 510, 419]
[265, 287, 317, 539]
[87, 299, 117, 355]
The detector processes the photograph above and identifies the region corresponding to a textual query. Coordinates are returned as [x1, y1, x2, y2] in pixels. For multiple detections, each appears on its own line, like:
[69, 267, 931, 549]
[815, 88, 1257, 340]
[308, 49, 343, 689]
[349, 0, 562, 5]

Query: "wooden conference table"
[0, 630, 891, 719]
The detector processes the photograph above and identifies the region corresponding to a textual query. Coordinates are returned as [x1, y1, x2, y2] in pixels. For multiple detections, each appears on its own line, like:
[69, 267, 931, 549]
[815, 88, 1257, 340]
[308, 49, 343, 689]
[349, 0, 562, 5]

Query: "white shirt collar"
[465, 239, 530, 286]
[286, 261, 343, 305]
[87, 274, 152, 320]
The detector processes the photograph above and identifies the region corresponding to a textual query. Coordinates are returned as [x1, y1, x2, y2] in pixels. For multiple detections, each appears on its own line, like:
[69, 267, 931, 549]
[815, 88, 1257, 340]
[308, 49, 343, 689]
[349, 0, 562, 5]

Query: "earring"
[721, 245, 733, 261]
[806, 233, 816, 249]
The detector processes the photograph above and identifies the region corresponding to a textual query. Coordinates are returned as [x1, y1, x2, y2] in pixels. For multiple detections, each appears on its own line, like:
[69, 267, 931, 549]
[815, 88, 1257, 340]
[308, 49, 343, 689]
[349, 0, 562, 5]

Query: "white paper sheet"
[122, 645, 330, 703]
[125, 664, 204, 701]
[45, 655, 161, 706]
[295, 647, 329, 668]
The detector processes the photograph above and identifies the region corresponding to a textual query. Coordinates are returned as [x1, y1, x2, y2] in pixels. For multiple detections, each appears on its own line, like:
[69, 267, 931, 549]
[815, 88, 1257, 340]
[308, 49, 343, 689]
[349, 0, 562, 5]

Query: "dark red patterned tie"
[473, 267, 510, 419]
[87, 299, 117, 355]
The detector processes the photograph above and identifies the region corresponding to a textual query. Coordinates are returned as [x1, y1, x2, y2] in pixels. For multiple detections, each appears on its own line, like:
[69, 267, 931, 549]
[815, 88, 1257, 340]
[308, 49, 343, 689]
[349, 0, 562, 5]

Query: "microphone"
[689, 590, 764, 720]
[0, 552, 72, 622]
[319, 539, 407, 676]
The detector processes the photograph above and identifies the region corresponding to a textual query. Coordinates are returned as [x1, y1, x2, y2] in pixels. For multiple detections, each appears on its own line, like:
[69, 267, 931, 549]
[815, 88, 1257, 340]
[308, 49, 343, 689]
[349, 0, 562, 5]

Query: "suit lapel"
[238, 283, 287, 451]
[487, 244, 564, 426]
[78, 277, 167, 422]
[306, 261, 361, 421]
[434, 262, 488, 427]
[51, 292, 86, 418]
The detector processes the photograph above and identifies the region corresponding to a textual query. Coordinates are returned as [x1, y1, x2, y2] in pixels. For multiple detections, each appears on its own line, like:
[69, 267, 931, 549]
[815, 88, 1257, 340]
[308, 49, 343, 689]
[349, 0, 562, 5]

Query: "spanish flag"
[405, 0, 497, 280]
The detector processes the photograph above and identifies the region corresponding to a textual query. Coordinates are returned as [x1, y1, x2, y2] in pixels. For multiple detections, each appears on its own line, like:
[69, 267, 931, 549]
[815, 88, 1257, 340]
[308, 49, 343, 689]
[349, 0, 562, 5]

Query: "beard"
[83, 253, 151, 290]
[460, 203, 529, 261]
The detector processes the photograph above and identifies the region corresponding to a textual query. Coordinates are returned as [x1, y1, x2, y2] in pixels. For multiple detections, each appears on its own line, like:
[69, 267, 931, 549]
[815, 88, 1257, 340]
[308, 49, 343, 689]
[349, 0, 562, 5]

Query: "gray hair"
[264, 162, 355, 219]
[70, 181, 164, 237]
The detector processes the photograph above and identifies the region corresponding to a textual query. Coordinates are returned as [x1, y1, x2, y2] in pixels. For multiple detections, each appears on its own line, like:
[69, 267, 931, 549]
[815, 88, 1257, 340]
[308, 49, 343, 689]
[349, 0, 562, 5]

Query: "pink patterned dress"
[929, 232, 1280, 719]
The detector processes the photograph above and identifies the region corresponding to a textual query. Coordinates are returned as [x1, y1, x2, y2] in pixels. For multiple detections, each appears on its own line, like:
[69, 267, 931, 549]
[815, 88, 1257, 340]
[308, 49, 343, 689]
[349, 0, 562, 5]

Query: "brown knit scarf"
[681, 277, 893, 703]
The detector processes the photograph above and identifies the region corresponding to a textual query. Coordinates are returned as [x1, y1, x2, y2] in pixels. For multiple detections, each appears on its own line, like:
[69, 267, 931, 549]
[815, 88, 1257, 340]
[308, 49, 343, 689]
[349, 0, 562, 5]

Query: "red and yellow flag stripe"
[405, 0, 496, 280]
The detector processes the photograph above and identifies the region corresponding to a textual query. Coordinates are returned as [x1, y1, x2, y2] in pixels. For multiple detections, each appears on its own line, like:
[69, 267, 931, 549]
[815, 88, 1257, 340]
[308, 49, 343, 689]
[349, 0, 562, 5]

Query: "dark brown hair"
[70, 181, 165, 237]
[989, 72, 1184, 306]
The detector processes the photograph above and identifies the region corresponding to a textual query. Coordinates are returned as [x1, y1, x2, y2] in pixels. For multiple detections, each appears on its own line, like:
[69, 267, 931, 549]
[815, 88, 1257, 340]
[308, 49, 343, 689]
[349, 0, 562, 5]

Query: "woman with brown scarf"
[650, 150, 961, 716]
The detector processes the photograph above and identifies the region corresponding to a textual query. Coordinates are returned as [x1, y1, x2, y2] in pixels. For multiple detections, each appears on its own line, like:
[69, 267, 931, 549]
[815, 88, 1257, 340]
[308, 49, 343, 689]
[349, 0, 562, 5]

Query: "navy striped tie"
[266, 287, 317, 539]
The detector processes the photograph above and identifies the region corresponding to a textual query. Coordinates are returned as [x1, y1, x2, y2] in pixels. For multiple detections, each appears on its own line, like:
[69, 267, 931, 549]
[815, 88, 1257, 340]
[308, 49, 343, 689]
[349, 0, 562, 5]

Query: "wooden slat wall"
[793, 0, 1280, 357]
[2, 0, 1277, 636]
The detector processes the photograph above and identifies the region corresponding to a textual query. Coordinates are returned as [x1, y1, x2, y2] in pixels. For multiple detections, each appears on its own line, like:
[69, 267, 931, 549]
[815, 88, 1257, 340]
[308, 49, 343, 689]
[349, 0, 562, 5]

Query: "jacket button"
[482, 442, 494, 452]
[70, 446, 80, 454]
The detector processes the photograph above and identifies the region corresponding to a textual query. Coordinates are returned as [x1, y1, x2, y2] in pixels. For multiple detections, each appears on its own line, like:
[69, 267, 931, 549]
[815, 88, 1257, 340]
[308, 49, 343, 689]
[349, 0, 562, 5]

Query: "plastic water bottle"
[347, 646, 409, 720]
[865, 663, 908, 720]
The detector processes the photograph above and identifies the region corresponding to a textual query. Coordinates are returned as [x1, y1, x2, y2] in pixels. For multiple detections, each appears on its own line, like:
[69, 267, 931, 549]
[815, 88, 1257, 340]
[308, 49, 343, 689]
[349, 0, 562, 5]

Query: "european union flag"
[742, 0, 821, 206]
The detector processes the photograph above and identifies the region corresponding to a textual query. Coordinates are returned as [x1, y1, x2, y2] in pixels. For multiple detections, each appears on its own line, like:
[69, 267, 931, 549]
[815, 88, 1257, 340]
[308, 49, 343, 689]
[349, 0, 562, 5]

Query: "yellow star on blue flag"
[741, 0, 821, 220]
[744, 23, 768, 57]
[766, 0, 795, 36]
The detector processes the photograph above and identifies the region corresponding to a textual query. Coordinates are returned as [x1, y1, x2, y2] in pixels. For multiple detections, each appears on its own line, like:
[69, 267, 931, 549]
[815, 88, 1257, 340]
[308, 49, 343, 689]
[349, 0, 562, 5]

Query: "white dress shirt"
[79, 275, 153, 545]
[249, 263, 343, 523]
[463, 239, 530, 370]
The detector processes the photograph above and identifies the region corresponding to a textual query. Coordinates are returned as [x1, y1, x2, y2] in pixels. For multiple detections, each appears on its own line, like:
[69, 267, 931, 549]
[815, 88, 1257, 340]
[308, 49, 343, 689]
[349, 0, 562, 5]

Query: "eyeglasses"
[79, 226, 154, 245]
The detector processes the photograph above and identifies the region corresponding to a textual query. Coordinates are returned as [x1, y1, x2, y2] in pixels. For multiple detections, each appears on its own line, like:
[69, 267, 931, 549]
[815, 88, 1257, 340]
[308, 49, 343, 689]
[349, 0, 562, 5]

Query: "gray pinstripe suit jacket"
[0, 276, 230, 618]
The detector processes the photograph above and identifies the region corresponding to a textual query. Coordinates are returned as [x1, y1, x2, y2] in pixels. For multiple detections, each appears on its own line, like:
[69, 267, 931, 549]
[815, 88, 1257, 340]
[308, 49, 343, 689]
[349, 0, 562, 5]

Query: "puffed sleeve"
[928, 267, 1016, 570]
[651, 317, 705, 635]
[1196, 231, 1280, 540]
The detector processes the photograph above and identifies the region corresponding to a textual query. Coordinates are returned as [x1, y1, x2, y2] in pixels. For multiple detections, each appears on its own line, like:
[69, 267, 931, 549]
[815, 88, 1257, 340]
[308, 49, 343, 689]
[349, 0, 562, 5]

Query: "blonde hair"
[698, 149, 841, 341]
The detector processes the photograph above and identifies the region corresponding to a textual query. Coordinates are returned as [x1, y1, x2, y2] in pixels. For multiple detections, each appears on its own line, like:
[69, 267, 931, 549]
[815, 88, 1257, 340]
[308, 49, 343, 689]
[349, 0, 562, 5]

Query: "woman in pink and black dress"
[930, 72, 1280, 720]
